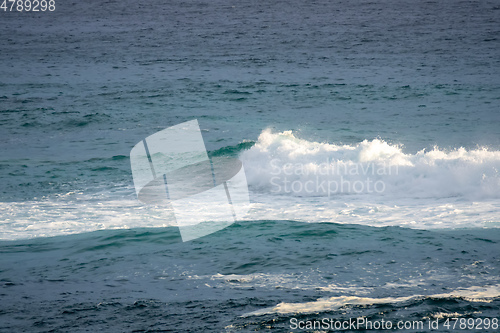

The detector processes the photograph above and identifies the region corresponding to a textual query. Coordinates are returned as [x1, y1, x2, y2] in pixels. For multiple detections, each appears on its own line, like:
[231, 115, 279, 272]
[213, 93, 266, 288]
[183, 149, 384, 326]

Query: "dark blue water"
[1, 0, 499, 331]
[1, 222, 499, 332]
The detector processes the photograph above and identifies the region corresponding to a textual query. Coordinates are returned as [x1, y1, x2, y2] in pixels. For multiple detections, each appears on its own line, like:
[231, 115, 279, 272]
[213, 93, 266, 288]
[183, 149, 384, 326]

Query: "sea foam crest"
[240, 130, 500, 199]
[242, 284, 500, 317]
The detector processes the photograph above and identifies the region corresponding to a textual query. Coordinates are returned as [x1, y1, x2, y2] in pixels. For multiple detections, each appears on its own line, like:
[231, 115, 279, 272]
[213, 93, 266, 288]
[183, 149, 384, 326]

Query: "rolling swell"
[0, 221, 499, 331]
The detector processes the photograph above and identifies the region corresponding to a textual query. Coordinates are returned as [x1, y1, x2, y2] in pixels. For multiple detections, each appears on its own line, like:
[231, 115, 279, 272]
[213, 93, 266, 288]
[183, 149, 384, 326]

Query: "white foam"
[242, 284, 500, 317]
[0, 198, 177, 240]
[207, 272, 372, 294]
[241, 130, 500, 200]
[238, 130, 500, 229]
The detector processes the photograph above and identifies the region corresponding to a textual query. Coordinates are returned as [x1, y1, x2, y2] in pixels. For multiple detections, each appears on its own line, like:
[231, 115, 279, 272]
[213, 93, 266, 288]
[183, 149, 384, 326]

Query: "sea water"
[0, 0, 499, 331]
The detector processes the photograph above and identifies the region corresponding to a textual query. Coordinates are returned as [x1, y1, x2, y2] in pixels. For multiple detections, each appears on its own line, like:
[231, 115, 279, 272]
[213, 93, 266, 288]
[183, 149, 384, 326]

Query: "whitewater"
[241, 130, 500, 230]
[1, 129, 499, 241]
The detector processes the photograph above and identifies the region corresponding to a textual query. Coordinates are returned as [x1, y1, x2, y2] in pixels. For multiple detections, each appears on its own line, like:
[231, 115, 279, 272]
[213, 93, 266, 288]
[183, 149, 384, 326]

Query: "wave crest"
[240, 130, 500, 199]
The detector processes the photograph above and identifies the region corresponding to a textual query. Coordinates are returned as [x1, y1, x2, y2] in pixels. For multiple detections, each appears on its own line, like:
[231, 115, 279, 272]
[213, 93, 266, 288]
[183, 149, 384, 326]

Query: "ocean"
[1, 0, 499, 331]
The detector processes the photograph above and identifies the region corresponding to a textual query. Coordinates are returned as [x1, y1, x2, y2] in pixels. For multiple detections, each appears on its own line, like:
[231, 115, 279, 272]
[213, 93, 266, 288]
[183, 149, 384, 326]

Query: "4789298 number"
[1, 0, 55, 11]
[443, 317, 498, 330]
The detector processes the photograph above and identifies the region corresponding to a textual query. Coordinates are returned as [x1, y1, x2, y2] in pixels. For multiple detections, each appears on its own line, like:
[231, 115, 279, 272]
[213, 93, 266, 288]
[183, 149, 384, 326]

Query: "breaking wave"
[240, 130, 500, 200]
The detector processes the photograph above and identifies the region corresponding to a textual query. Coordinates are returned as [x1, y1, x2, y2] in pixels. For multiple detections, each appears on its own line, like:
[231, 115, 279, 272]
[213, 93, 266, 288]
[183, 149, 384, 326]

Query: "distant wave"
[209, 141, 255, 158]
[240, 130, 500, 200]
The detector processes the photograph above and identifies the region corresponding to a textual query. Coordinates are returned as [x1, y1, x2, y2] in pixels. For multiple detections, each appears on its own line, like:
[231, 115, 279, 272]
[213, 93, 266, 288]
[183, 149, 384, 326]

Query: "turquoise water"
[1, 0, 499, 331]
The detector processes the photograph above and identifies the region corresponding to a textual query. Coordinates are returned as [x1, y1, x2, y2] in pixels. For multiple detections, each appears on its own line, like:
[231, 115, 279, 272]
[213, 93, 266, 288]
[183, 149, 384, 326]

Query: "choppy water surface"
[0, 0, 499, 331]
